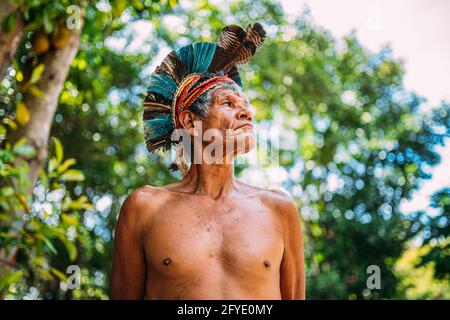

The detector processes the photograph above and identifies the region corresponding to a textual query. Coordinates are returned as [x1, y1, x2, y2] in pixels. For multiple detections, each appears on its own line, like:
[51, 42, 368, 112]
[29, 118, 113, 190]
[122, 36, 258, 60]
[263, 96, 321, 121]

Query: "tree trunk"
[0, 1, 24, 80]
[9, 27, 82, 194]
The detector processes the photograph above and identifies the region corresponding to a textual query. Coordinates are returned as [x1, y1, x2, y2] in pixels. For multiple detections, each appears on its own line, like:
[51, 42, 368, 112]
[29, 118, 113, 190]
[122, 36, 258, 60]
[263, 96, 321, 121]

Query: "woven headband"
[172, 74, 237, 128]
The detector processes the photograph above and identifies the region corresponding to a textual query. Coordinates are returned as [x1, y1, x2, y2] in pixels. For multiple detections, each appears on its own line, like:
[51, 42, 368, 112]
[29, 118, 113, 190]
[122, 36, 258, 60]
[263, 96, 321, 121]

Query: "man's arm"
[279, 198, 306, 300]
[110, 190, 147, 299]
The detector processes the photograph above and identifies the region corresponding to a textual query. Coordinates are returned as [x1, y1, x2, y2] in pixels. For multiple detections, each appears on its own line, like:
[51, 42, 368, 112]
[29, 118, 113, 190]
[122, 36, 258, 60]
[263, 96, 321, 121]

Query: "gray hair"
[189, 81, 245, 118]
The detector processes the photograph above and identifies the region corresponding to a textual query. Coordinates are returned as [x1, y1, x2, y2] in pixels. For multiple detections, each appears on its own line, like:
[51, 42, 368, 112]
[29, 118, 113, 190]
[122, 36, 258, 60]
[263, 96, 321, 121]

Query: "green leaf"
[0, 124, 6, 141]
[9, 271, 23, 284]
[47, 157, 58, 174]
[168, 0, 178, 9]
[0, 231, 17, 239]
[37, 269, 54, 281]
[15, 191, 30, 213]
[68, 197, 92, 210]
[63, 240, 78, 261]
[1, 12, 17, 33]
[60, 169, 84, 181]
[38, 167, 48, 187]
[53, 137, 63, 164]
[43, 11, 52, 33]
[3, 118, 17, 130]
[31, 256, 47, 267]
[112, 0, 127, 17]
[28, 85, 45, 99]
[57, 158, 77, 173]
[12, 141, 36, 157]
[35, 234, 58, 255]
[13, 137, 26, 147]
[61, 213, 78, 226]
[15, 101, 30, 126]
[30, 64, 45, 84]
[0, 270, 23, 292]
[50, 267, 68, 281]
[23, 9, 29, 20]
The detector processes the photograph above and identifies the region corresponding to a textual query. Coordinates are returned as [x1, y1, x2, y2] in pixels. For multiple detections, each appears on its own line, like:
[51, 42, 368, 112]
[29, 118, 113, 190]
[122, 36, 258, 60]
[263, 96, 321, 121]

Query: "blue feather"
[147, 73, 177, 101]
[232, 75, 243, 88]
[143, 114, 174, 142]
[176, 42, 217, 74]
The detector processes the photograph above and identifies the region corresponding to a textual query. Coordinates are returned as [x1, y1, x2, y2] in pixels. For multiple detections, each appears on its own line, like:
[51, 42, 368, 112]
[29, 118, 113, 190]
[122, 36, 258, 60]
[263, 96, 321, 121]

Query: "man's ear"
[179, 110, 200, 137]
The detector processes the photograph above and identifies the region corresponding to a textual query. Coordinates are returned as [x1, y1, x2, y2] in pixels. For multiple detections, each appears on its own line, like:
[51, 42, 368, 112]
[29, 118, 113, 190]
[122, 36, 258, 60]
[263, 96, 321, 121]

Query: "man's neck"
[182, 162, 235, 199]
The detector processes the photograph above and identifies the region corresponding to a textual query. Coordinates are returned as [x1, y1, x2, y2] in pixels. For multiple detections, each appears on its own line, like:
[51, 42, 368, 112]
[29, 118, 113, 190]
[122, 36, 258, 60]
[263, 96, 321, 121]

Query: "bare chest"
[143, 198, 284, 281]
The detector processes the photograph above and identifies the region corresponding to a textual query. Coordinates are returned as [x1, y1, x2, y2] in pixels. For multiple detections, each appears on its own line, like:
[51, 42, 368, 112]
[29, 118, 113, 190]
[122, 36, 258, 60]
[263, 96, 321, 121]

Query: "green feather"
[147, 73, 177, 101]
[232, 75, 243, 88]
[143, 114, 174, 142]
[176, 42, 217, 74]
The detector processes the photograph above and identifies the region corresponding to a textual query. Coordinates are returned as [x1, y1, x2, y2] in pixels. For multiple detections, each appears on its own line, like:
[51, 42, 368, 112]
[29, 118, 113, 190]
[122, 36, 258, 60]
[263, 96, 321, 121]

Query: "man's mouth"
[235, 124, 253, 131]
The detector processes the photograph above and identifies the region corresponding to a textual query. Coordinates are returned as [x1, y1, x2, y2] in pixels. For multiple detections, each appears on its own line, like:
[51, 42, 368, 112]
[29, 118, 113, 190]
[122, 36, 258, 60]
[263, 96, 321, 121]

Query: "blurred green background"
[0, 0, 449, 299]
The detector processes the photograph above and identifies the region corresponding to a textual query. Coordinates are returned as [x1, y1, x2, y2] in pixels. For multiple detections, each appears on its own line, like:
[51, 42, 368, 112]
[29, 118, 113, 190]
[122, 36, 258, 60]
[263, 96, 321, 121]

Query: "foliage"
[1, 0, 174, 299]
[395, 245, 450, 299]
[0, 129, 105, 298]
[1, 0, 449, 299]
[417, 188, 450, 281]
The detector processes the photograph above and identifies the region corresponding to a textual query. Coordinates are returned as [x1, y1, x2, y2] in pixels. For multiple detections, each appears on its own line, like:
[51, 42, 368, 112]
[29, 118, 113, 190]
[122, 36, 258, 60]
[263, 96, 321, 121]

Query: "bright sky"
[279, 0, 450, 214]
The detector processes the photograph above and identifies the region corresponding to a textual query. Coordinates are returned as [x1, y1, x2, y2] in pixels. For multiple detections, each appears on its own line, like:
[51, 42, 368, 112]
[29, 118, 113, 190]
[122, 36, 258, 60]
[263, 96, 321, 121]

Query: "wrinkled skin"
[110, 88, 305, 299]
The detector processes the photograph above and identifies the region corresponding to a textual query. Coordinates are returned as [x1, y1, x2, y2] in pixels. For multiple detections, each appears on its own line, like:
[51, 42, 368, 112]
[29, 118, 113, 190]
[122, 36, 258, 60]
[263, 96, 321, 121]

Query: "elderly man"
[110, 23, 305, 300]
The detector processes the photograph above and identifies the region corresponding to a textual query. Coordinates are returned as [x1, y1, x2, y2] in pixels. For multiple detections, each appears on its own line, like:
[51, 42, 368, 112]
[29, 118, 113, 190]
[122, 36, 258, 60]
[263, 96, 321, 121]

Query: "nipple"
[163, 258, 172, 266]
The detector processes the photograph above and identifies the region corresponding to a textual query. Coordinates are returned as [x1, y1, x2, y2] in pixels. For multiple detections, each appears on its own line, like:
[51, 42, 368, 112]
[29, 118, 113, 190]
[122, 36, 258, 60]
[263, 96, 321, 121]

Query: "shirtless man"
[110, 85, 305, 299]
[110, 23, 305, 299]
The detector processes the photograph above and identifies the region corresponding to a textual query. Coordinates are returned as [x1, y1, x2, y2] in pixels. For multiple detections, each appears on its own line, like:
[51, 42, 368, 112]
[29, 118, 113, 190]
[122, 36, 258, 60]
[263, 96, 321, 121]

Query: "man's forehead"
[214, 88, 248, 102]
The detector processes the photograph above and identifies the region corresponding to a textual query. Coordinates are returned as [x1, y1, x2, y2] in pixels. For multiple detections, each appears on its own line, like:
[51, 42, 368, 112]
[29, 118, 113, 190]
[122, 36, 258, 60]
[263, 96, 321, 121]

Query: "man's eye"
[223, 101, 232, 107]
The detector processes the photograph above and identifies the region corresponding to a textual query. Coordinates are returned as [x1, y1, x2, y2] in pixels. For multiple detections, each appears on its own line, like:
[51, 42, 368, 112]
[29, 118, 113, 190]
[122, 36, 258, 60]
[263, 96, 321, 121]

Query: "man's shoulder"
[257, 187, 302, 234]
[236, 179, 300, 221]
[261, 188, 298, 214]
[131, 184, 170, 198]
[119, 185, 171, 222]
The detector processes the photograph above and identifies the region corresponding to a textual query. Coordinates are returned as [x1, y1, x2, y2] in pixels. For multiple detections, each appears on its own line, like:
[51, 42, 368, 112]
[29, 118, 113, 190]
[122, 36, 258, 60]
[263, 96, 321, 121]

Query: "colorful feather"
[208, 23, 266, 73]
[143, 114, 174, 152]
[155, 50, 187, 85]
[147, 72, 177, 101]
[176, 42, 217, 74]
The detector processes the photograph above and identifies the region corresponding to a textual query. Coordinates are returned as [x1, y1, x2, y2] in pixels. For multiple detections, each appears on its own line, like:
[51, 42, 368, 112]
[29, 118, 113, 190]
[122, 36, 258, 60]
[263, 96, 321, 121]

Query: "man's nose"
[237, 105, 253, 122]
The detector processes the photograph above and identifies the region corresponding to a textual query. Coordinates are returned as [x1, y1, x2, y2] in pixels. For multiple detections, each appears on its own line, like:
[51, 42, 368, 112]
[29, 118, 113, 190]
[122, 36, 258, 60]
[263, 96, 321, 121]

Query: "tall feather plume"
[176, 42, 217, 74]
[155, 50, 187, 85]
[208, 23, 266, 74]
[147, 72, 177, 100]
[143, 91, 174, 152]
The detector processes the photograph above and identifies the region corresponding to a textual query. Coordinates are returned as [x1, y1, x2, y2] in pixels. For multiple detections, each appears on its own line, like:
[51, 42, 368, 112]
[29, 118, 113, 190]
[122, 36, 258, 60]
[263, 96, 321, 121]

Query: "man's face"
[199, 87, 256, 159]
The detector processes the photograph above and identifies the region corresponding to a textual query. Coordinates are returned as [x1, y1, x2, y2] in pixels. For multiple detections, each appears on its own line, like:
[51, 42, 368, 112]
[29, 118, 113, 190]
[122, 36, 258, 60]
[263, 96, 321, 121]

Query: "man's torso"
[140, 183, 286, 299]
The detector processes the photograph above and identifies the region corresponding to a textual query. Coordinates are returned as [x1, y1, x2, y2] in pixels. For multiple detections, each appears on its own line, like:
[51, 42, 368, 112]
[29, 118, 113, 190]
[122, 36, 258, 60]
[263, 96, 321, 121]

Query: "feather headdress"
[143, 23, 266, 154]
